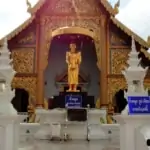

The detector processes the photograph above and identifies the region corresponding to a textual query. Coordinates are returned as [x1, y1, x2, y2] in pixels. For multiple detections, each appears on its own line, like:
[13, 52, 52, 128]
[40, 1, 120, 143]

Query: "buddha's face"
[70, 43, 76, 52]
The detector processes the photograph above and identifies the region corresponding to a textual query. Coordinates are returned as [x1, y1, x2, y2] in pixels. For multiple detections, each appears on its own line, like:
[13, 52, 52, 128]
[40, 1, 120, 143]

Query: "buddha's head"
[70, 43, 76, 52]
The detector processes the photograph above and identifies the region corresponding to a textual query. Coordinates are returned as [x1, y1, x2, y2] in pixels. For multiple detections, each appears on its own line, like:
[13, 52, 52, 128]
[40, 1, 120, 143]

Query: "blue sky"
[0, 0, 150, 41]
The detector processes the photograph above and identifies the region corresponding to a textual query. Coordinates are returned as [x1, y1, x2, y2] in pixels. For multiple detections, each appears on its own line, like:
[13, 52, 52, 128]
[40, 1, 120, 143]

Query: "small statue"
[66, 43, 82, 92]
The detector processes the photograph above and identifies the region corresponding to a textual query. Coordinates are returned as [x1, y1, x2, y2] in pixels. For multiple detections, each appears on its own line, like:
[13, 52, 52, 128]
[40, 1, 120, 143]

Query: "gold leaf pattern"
[108, 77, 127, 103]
[12, 76, 37, 101]
[11, 48, 34, 73]
[18, 32, 34, 44]
[111, 49, 129, 74]
[42, 16, 101, 70]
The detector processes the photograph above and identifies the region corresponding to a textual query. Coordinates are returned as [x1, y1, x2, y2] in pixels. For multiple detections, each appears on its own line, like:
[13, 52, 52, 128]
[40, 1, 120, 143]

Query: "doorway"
[114, 89, 127, 113]
[11, 88, 29, 112]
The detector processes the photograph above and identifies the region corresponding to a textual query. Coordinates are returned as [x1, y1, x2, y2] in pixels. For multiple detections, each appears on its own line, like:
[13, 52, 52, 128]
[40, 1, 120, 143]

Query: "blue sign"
[65, 95, 82, 108]
[128, 96, 150, 114]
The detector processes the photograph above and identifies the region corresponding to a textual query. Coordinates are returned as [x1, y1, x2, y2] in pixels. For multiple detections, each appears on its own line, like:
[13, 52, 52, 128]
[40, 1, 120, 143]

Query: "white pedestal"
[20, 123, 40, 142]
[114, 115, 150, 150]
[62, 122, 87, 140]
[0, 115, 19, 150]
[35, 108, 66, 140]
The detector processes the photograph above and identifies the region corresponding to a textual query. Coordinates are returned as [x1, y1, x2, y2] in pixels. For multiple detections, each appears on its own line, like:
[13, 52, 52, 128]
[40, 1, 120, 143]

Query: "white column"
[0, 115, 19, 150]
[114, 115, 150, 150]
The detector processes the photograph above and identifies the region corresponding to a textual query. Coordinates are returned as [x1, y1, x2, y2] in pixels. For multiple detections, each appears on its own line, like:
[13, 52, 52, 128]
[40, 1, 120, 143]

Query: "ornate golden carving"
[144, 79, 150, 90]
[18, 32, 34, 44]
[111, 17, 149, 48]
[73, 0, 99, 14]
[11, 48, 34, 73]
[46, 0, 100, 15]
[108, 77, 127, 104]
[111, 49, 129, 74]
[41, 16, 101, 70]
[110, 32, 127, 46]
[12, 76, 37, 101]
[51, 0, 73, 13]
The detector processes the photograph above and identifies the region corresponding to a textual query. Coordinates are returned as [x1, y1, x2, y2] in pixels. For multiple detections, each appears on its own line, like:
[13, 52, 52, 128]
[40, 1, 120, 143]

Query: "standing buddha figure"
[66, 43, 82, 92]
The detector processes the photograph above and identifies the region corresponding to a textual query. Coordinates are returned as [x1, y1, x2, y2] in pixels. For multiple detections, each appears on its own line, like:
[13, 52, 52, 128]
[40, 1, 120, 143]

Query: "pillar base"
[114, 115, 150, 150]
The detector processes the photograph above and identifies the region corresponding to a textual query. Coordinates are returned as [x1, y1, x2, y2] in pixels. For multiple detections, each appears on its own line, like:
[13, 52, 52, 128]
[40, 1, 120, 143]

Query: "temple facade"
[0, 0, 150, 110]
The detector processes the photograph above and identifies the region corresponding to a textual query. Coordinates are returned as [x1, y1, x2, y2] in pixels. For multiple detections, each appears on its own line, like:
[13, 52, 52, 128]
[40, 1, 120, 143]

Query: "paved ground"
[20, 140, 120, 150]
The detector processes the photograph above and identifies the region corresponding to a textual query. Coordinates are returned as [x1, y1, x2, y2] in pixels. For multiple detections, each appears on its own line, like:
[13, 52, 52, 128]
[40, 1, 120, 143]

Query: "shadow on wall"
[11, 88, 29, 112]
[114, 89, 127, 113]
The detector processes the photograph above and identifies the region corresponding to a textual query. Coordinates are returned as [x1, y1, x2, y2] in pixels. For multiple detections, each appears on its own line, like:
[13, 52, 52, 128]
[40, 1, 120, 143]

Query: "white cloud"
[117, 0, 150, 40]
[0, 0, 150, 41]
[0, 0, 38, 38]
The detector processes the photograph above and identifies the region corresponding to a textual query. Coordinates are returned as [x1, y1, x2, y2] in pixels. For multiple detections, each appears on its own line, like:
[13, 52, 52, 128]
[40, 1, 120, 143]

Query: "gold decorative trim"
[29, 0, 46, 15]
[42, 17, 101, 71]
[108, 77, 127, 105]
[29, 0, 115, 16]
[51, 27, 95, 39]
[100, 0, 116, 16]
[0, 16, 35, 44]
[111, 17, 149, 48]
[18, 32, 34, 44]
[11, 48, 34, 73]
[12, 76, 37, 101]
[111, 49, 129, 74]
[108, 77, 150, 105]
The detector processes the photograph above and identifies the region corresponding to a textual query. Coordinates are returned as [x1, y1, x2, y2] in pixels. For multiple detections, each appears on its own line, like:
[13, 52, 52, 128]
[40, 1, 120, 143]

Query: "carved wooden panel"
[111, 49, 130, 74]
[108, 77, 127, 103]
[110, 32, 128, 46]
[18, 32, 35, 45]
[41, 16, 100, 70]
[73, 0, 99, 14]
[44, 0, 99, 15]
[11, 48, 34, 73]
[51, 0, 73, 13]
[9, 22, 36, 47]
[12, 76, 37, 100]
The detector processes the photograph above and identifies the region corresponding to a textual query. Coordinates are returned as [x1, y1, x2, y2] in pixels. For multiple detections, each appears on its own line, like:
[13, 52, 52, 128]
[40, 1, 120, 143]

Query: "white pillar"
[114, 115, 150, 150]
[0, 115, 19, 150]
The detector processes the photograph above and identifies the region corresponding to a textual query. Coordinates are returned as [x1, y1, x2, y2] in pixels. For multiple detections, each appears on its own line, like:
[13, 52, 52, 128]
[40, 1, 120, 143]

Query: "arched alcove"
[114, 89, 127, 113]
[11, 88, 29, 112]
[44, 33, 99, 102]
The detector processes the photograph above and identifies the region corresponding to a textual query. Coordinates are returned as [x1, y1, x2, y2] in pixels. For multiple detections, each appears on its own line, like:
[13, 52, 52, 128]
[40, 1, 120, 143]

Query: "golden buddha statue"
[66, 43, 82, 92]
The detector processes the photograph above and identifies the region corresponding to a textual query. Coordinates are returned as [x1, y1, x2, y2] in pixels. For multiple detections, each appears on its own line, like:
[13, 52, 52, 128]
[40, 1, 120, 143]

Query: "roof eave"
[110, 16, 150, 49]
[0, 16, 35, 45]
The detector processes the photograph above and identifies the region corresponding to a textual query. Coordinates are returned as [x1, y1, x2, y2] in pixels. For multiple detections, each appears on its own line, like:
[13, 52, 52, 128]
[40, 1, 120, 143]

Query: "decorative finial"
[131, 35, 136, 52]
[114, 0, 120, 15]
[26, 0, 32, 13]
[147, 36, 150, 47]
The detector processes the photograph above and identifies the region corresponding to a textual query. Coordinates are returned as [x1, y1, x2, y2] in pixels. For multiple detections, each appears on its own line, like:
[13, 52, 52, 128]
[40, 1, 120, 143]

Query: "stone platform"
[20, 140, 119, 150]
